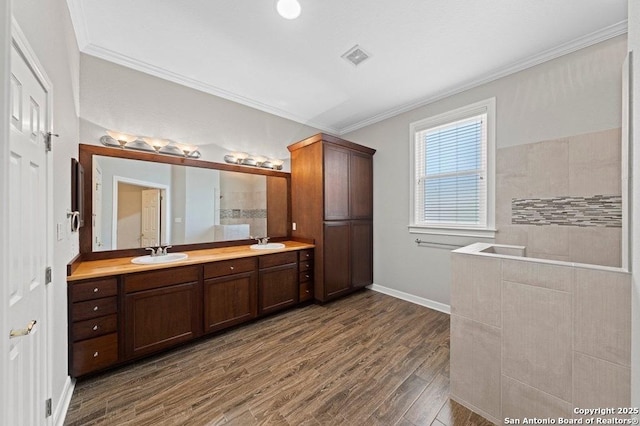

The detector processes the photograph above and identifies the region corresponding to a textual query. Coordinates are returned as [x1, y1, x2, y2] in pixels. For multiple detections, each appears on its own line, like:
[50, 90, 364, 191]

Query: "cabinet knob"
[306, 254, 310, 258]
[230, 266, 234, 270]
[93, 288, 99, 293]
[93, 306, 99, 311]
[305, 274, 310, 279]
[93, 325, 99, 331]
[93, 352, 99, 358]
[305, 289, 310, 294]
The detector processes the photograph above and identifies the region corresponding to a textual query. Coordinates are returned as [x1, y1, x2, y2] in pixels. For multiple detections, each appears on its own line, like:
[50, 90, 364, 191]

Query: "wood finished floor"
[64, 290, 494, 426]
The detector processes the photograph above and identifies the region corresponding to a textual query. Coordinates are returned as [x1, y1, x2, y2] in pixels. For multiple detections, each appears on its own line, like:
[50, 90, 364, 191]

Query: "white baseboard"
[367, 283, 451, 314]
[54, 376, 75, 426]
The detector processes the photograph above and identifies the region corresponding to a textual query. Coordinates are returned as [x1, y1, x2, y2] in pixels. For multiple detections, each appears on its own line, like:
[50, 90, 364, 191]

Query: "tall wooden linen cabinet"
[288, 134, 376, 302]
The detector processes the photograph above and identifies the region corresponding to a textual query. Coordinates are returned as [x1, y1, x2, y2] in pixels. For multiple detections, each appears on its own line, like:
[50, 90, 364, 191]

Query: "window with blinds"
[415, 115, 487, 227]
[409, 98, 495, 237]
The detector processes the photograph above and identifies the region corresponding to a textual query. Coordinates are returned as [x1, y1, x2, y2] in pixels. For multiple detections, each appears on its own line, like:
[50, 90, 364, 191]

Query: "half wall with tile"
[450, 244, 631, 423]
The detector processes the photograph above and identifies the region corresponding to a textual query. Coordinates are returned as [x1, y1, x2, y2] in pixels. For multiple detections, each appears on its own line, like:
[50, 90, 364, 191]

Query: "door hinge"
[45, 398, 52, 417]
[44, 132, 59, 152]
[45, 267, 52, 285]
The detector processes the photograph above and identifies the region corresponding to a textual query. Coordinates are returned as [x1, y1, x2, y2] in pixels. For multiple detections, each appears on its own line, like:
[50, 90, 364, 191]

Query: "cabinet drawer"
[299, 282, 313, 302]
[299, 260, 313, 272]
[71, 333, 118, 377]
[299, 249, 314, 261]
[259, 252, 297, 269]
[299, 270, 313, 283]
[204, 257, 256, 279]
[72, 297, 117, 322]
[72, 314, 117, 342]
[70, 278, 118, 303]
[124, 266, 199, 293]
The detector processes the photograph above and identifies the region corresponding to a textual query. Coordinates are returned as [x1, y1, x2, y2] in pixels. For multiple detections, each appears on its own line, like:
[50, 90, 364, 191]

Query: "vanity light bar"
[100, 134, 201, 159]
[223, 152, 284, 170]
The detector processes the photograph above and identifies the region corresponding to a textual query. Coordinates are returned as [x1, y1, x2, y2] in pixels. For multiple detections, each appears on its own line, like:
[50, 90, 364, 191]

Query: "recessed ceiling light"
[342, 45, 371, 66]
[276, 0, 301, 20]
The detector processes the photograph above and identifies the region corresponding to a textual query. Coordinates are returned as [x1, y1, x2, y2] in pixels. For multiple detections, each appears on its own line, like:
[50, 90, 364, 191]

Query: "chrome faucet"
[251, 236, 270, 245]
[145, 245, 172, 256]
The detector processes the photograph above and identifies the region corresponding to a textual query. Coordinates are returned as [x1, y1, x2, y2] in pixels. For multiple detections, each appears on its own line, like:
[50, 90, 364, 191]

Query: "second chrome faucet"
[145, 245, 172, 256]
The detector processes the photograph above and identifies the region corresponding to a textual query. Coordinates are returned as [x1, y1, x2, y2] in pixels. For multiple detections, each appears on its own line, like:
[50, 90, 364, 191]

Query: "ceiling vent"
[342, 45, 371, 67]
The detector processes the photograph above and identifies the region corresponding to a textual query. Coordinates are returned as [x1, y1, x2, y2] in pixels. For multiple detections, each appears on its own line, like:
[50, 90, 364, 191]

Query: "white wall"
[345, 35, 627, 307]
[78, 54, 322, 164]
[629, 0, 640, 408]
[11, 0, 80, 422]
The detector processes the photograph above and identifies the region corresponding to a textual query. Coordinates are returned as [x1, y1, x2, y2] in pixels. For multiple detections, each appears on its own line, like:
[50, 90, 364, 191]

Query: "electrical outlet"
[56, 223, 63, 241]
[292, 222, 297, 231]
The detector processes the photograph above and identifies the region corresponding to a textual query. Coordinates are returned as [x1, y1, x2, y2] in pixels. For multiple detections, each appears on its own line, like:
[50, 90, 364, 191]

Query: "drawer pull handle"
[306, 253, 310, 257]
[93, 288, 99, 293]
[93, 352, 99, 358]
[305, 275, 310, 279]
[93, 306, 99, 311]
[93, 325, 98, 331]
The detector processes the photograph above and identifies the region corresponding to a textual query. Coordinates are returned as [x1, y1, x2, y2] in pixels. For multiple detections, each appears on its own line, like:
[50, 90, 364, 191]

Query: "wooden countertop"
[68, 241, 315, 282]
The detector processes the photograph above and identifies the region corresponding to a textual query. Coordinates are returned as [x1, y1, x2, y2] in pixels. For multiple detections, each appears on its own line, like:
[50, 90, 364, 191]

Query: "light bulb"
[143, 137, 169, 152]
[276, 0, 301, 20]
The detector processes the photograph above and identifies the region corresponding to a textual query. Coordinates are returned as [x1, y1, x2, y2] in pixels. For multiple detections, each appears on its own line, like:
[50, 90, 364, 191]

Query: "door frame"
[1, 15, 55, 426]
[112, 176, 170, 249]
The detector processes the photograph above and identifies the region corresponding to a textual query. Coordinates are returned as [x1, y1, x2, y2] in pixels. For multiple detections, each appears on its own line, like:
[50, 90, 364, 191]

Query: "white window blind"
[414, 114, 488, 228]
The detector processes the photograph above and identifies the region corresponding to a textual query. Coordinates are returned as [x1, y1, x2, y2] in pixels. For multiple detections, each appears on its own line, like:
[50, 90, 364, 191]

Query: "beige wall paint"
[11, 0, 80, 421]
[345, 35, 627, 307]
[117, 183, 144, 249]
[78, 54, 322, 165]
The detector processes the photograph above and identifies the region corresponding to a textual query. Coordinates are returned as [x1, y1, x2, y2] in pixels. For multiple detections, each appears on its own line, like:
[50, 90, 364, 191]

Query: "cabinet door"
[259, 264, 298, 315]
[351, 220, 373, 288]
[324, 145, 350, 220]
[204, 271, 257, 333]
[323, 221, 351, 299]
[350, 152, 373, 219]
[124, 281, 199, 359]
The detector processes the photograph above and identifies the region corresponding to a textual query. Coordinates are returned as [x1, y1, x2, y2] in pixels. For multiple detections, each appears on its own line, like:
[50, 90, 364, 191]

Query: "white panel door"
[6, 39, 49, 425]
[141, 189, 160, 247]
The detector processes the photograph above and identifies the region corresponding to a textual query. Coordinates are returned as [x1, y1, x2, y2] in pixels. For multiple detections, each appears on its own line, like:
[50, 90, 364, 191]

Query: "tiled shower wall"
[495, 128, 622, 267]
[219, 189, 267, 237]
[450, 250, 631, 423]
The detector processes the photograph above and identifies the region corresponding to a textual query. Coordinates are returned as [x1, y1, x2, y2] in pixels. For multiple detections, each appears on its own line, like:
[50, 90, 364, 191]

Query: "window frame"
[409, 98, 496, 239]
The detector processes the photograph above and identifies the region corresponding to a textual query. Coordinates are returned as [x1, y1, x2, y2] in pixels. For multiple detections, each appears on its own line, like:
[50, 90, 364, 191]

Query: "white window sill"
[408, 225, 497, 240]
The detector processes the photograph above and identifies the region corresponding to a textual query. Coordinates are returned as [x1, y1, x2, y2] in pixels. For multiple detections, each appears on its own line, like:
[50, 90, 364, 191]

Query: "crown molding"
[338, 20, 628, 135]
[81, 43, 338, 134]
[65, 0, 90, 50]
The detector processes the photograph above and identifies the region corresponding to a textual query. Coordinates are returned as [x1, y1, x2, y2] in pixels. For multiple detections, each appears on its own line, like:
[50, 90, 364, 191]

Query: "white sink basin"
[131, 253, 188, 264]
[249, 243, 286, 250]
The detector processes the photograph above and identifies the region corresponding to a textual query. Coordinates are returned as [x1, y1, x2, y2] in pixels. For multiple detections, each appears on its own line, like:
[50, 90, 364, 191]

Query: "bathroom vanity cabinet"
[67, 242, 313, 378]
[288, 134, 375, 302]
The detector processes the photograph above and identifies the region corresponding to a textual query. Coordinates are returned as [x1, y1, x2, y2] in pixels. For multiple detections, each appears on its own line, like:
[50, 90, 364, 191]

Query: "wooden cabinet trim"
[258, 252, 297, 269]
[70, 278, 118, 303]
[72, 297, 117, 322]
[72, 314, 118, 342]
[124, 266, 199, 293]
[71, 333, 118, 377]
[204, 257, 256, 279]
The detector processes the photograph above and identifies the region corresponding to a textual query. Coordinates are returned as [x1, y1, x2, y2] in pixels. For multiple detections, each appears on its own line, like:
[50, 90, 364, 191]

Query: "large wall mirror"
[79, 144, 290, 260]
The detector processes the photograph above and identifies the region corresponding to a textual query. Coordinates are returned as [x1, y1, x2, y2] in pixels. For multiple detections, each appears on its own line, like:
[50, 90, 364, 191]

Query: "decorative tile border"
[512, 195, 621, 227]
[219, 209, 267, 219]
